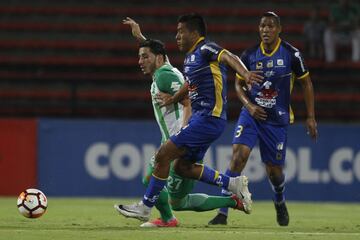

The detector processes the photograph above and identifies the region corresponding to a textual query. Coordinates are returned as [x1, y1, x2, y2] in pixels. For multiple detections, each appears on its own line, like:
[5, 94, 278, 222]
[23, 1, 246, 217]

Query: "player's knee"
[173, 160, 191, 177]
[169, 198, 184, 211]
[230, 144, 250, 171]
[266, 164, 284, 184]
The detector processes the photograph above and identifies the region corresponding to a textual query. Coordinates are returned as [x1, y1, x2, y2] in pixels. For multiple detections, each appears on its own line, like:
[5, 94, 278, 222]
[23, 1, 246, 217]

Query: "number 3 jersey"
[237, 39, 309, 125]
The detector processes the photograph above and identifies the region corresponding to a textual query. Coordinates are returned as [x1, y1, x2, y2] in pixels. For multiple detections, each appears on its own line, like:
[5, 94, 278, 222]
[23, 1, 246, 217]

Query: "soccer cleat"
[114, 201, 151, 222]
[274, 200, 289, 226]
[228, 175, 252, 213]
[140, 218, 179, 228]
[208, 213, 227, 225]
[231, 194, 250, 214]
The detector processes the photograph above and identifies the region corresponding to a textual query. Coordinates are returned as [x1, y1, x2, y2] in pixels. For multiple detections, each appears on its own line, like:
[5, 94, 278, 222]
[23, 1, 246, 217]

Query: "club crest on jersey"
[191, 54, 196, 62]
[256, 62, 263, 69]
[277, 59, 284, 66]
[266, 60, 273, 68]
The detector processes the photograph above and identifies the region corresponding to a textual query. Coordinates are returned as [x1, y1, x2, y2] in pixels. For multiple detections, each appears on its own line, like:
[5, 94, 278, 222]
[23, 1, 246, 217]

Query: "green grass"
[1, 197, 360, 240]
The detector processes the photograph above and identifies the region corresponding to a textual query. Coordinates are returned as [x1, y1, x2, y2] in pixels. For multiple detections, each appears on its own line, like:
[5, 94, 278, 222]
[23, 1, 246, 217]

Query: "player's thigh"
[258, 124, 288, 166]
[156, 139, 186, 164]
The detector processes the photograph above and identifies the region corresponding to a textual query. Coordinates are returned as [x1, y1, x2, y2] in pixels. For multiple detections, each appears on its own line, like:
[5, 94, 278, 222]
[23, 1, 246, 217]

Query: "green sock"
[171, 193, 236, 212]
[154, 187, 174, 222]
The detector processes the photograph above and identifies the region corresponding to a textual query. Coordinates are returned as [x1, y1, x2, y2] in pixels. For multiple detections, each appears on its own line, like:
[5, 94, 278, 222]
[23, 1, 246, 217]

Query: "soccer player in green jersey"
[119, 17, 249, 227]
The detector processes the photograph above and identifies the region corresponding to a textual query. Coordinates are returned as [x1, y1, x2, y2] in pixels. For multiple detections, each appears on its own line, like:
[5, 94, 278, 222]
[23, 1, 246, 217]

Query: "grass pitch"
[0, 197, 359, 240]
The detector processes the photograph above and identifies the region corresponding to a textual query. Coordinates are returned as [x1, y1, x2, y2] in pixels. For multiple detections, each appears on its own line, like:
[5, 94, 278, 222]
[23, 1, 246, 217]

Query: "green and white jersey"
[151, 64, 185, 143]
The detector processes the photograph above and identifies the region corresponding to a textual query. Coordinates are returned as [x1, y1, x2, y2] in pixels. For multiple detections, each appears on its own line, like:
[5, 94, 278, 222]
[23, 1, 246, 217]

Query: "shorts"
[232, 110, 288, 166]
[170, 113, 226, 162]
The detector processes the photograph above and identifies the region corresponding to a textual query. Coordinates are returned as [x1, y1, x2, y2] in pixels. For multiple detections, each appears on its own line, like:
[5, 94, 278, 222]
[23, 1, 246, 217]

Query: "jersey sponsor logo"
[200, 101, 211, 107]
[256, 62, 263, 69]
[255, 81, 278, 108]
[200, 44, 219, 54]
[170, 82, 181, 92]
[264, 70, 275, 78]
[188, 83, 198, 100]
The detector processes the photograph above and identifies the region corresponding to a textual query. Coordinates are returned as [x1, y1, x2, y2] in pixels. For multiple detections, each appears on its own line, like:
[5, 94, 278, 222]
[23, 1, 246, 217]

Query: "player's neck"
[262, 38, 280, 54]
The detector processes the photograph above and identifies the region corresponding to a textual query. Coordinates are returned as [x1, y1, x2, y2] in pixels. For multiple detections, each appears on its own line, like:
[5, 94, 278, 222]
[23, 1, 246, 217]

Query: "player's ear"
[155, 54, 164, 67]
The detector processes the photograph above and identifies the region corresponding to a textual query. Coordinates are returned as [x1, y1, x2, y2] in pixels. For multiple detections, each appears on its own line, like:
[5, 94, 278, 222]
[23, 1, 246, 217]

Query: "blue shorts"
[170, 113, 226, 162]
[232, 110, 288, 166]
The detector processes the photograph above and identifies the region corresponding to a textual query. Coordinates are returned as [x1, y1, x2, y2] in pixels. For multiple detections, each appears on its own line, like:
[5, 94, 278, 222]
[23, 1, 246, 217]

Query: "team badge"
[266, 60, 273, 68]
[277, 59, 284, 66]
[256, 62, 263, 69]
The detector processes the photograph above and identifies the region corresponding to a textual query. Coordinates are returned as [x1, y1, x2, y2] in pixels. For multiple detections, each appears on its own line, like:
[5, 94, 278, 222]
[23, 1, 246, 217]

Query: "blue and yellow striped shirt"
[183, 37, 228, 120]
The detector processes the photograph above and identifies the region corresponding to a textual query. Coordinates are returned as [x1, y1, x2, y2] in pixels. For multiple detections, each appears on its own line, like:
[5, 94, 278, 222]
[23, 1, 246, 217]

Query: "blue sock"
[219, 169, 240, 216]
[269, 174, 285, 203]
[143, 175, 167, 208]
[199, 165, 230, 189]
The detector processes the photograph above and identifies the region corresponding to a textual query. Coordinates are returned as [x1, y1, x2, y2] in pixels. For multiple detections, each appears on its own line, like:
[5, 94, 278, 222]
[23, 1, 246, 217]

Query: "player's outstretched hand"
[247, 103, 267, 121]
[244, 71, 263, 85]
[306, 117, 318, 141]
[156, 92, 173, 107]
[122, 17, 145, 41]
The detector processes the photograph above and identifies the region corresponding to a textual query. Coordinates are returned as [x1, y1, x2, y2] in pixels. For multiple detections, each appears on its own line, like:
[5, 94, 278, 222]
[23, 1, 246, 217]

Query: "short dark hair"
[178, 13, 207, 37]
[139, 39, 167, 59]
[262, 11, 281, 26]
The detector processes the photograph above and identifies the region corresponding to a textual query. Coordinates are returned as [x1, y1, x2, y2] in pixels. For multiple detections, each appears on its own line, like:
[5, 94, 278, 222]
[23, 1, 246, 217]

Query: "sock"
[269, 174, 286, 203]
[219, 169, 240, 216]
[155, 187, 174, 222]
[171, 193, 236, 212]
[199, 165, 230, 189]
[143, 174, 174, 222]
[143, 175, 167, 208]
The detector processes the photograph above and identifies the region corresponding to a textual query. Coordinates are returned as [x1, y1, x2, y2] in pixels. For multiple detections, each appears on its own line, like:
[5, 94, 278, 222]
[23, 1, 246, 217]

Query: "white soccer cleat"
[228, 175, 252, 214]
[114, 201, 151, 222]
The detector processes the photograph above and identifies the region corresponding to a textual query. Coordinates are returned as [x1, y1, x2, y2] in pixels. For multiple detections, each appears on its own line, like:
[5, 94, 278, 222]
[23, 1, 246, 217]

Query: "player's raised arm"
[219, 50, 263, 85]
[122, 17, 147, 42]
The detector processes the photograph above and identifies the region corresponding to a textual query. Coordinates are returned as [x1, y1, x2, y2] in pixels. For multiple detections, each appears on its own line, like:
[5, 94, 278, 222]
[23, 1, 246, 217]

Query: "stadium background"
[0, 0, 359, 202]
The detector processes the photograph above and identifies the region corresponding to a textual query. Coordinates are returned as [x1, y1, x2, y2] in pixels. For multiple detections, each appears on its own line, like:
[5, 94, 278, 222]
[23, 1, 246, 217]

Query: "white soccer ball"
[17, 188, 48, 218]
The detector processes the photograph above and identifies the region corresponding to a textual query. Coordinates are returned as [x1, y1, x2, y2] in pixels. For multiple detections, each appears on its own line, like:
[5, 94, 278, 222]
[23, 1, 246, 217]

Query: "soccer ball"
[17, 188, 48, 218]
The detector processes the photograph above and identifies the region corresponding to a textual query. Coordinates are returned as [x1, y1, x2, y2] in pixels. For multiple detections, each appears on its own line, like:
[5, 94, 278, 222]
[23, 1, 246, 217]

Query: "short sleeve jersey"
[183, 37, 228, 120]
[237, 39, 309, 125]
[151, 64, 185, 143]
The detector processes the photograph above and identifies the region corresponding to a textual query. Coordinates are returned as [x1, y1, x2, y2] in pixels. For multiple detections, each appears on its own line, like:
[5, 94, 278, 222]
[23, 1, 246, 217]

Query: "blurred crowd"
[303, 0, 360, 62]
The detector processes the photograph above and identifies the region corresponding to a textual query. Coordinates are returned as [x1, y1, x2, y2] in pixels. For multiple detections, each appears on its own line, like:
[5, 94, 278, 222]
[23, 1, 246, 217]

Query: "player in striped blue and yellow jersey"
[209, 11, 318, 227]
[116, 17, 262, 226]
[116, 13, 264, 222]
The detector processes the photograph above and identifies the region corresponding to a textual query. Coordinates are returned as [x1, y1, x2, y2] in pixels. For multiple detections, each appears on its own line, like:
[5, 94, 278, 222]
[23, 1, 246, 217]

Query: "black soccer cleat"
[208, 213, 228, 225]
[274, 201, 289, 226]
